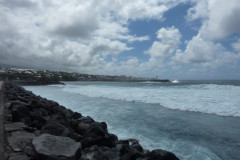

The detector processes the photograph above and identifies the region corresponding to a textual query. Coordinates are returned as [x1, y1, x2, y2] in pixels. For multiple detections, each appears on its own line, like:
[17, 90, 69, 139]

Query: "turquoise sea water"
[24, 80, 240, 160]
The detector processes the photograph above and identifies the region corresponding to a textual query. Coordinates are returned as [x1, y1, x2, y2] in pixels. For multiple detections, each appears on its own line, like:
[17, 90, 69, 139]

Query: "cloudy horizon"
[0, 0, 240, 79]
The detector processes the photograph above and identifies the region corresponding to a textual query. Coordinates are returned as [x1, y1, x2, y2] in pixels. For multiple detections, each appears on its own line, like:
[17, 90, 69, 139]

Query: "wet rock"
[64, 109, 74, 119]
[131, 141, 144, 153]
[11, 105, 31, 124]
[72, 112, 82, 119]
[80, 145, 120, 160]
[40, 121, 72, 137]
[17, 96, 29, 103]
[49, 114, 69, 126]
[8, 154, 29, 160]
[30, 110, 47, 129]
[79, 116, 95, 124]
[92, 135, 116, 148]
[68, 119, 79, 133]
[122, 150, 144, 160]
[10, 101, 29, 108]
[8, 131, 35, 152]
[4, 122, 27, 132]
[31, 109, 43, 118]
[4, 102, 12, 109]
[72, 133, 84, 142]
[100, 122, 108, 132]
[78, 122, 90, 130]
[147, 149, 179, 160]
[32, 134, 81, 160]
[87, 124, 106, 138]
[81, 137, 94, 149]
[119, 143, 144, 159]
[24, 145, 35, 156]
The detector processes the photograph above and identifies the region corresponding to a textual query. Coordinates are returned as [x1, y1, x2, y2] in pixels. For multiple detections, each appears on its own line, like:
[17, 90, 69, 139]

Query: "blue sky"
[0, 0, 240, 79]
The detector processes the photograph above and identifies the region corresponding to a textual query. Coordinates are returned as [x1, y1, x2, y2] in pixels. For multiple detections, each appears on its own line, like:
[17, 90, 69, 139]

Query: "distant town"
[0, 66, 169, 83]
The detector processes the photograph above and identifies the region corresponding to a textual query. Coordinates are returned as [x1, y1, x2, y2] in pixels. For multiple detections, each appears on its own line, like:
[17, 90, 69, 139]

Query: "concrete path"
[0, 81, 4, 160]
[0, 81, 3, 90]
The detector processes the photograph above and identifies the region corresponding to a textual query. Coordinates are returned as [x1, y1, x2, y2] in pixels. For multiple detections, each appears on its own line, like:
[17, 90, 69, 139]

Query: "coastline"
[2, 82, 179, 160]
[10, 80, 65, 86]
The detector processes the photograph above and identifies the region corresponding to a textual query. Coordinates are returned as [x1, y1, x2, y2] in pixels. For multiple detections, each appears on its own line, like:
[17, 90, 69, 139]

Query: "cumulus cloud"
[187, 0, 240, 40]
[171, 0, 240, 71]
[0, 0, 188, 76]
[94, 21, 149, 42]
[232, 39, 240, 52]
[0, 0, 239, 79]
[173, 35, 219, 63]
[145, 27, 181, 59]
[172, 34, 240, 69]
[46, 1, 99, 39]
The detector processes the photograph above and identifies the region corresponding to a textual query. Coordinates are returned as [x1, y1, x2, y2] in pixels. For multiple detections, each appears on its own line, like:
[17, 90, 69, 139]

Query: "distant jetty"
[2, 82, 179, 160]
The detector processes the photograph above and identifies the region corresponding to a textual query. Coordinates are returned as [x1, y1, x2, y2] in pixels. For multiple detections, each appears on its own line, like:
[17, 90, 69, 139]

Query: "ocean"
[24, 80, 240, 160]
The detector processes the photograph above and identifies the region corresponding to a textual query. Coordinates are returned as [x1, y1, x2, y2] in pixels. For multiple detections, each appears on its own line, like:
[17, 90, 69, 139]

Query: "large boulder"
[118, 142, 144, 160]
[40, 121, 72, 137]
[78, 116, 95, 124]
[7, 131, 35, 152]
[4, 122, 27, 132]
[72, 112, 82, 119]
[147, 149, 179, 160]
[86, 124, 106, 138]
[11, 105, 31, 125]
[30, 109, 47, 129]
[32, 134, 81, 160]
[131, 141, 144, 153]
[80, 145, 120, 160]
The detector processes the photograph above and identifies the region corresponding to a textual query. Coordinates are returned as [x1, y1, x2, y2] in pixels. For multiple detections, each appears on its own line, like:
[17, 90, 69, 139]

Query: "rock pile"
[3, 83, 179, 160]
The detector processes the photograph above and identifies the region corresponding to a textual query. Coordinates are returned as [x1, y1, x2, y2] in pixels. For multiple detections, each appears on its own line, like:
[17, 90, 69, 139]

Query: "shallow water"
[24, 80, 240, 160]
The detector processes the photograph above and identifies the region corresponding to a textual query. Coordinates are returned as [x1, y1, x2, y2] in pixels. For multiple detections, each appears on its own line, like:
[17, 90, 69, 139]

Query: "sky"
[0, 0, 240, 80]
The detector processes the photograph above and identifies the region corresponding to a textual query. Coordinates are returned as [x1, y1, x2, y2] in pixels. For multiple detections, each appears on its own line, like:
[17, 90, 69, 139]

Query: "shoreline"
[11, 79, 171, 86]
[2, 82, 179, 160]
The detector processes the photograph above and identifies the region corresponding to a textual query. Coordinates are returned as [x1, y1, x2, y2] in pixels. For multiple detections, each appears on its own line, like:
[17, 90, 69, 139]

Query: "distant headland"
[0, 67, 170, 85]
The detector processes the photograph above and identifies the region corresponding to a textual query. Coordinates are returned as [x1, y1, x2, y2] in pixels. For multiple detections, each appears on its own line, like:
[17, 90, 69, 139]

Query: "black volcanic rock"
[80, 145, 120, 160]
[40, 121, 72, 137]
[72, 112, 82, 119]
[11, 104, 31, 125]
[32, 134, 81, 160]
[147, 149, 180, 160]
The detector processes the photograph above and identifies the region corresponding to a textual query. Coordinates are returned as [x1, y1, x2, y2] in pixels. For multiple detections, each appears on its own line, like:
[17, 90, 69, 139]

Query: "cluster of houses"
[0, 67, 145, 82]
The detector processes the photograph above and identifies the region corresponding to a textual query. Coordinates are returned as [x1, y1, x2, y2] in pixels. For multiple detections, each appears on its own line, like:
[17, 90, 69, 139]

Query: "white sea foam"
[62, 83, 240, 117]
[172, 80, 180, 83]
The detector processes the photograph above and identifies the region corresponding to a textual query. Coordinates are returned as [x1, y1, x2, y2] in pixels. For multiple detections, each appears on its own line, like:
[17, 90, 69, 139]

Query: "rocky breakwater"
[3, 82, 180, 160]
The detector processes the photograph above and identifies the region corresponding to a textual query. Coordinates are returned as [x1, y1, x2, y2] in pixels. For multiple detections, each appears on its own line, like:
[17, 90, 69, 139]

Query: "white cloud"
[146, 27, 181, 59]
[45, 1, 99, 39]
[0, 0, 239, 79]
[1, 0, 188, 75]
[94, 21, 149, 42]
[117, 0, 168, 21]
[232, 39, 240, 52]
[172, 35, 240, 69]
[186, 0, 208, 21]
[171, 0, 240, 71]
[173, 35, 219, 63]
[187, 0, 240, 40]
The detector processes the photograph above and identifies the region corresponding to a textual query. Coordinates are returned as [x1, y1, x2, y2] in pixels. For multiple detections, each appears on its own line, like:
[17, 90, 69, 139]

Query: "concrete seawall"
[0, 81, 4, 160]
